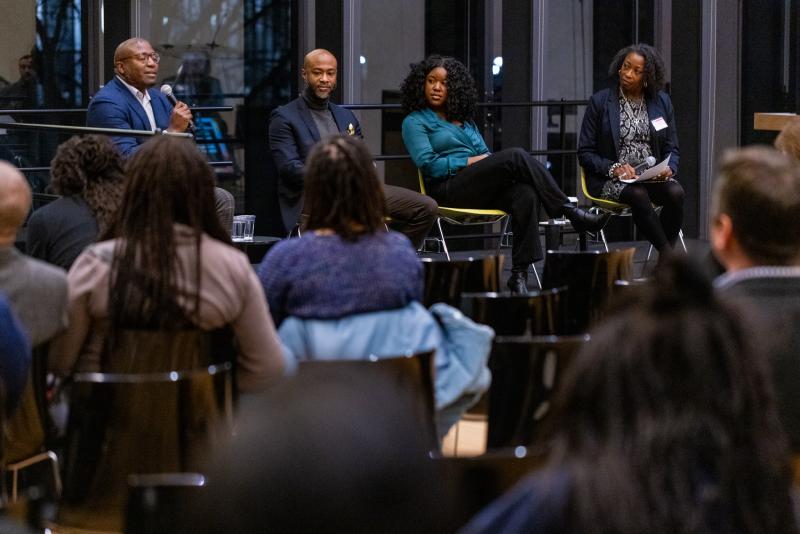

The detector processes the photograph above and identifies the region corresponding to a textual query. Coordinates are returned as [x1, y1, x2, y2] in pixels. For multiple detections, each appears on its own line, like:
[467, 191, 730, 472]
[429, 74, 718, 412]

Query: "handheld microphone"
[633, 156, 657, 175]
[160, 84, 195, 134]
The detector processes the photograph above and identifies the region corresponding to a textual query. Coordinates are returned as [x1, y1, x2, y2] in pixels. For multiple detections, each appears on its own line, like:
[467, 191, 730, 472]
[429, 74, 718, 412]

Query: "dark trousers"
[384, 184, 438, 249]
[618, 180, 684, 252]
[281, 184, 437, 249]
[427, 148, 568, 268]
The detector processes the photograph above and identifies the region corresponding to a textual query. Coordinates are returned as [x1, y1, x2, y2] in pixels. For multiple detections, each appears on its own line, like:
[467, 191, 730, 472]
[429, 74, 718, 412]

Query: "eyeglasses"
[119, 52, 160, 64]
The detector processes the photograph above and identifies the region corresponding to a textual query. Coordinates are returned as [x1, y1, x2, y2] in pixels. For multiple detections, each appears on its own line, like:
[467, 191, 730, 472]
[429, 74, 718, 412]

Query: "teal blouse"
[402, 108, 489, 184]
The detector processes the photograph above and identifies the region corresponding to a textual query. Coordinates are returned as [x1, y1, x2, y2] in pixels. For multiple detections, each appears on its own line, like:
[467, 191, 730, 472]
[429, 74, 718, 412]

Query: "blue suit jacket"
[268, 96, 362, 202]
[86, 77, 174, 157]
[578, 87, 680, 197]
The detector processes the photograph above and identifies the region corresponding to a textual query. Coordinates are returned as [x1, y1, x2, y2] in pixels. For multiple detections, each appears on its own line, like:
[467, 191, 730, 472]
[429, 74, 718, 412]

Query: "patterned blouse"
[601, 88, 653, 200]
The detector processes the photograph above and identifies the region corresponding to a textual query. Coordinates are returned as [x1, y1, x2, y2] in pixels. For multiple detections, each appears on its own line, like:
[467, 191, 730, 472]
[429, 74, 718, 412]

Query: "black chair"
[5, 344, 60, 504]
[542, 248, 635, 333]
[125, 473, 207, 534]
[298, 352, 437, 450]
[422, 255, 505, 308]
[435, 447, 549, 530]
[57, 363, 234, 532]
[460, 288, 569, 337]
[486, 335, 589, 449]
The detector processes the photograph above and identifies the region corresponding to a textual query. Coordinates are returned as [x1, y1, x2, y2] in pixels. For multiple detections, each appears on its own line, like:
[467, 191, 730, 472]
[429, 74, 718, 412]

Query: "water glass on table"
[232, 215, 255, 242]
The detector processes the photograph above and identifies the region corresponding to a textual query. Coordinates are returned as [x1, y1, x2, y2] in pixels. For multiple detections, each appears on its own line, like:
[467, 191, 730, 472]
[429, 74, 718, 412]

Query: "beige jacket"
[51, 225, 285, 391]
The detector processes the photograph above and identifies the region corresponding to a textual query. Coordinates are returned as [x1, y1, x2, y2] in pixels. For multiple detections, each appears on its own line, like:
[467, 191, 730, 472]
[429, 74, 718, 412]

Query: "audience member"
[50, 136, 285, 391]
[179, 370, 450, 533]
[86, 37, 234, 232]
[26, 135, 125, 270]
[774, 118, 800, 161]
[462, 257, 796, 533]
[711, 145, 800, 451]
[0, 161, 68, 347]
[269, 48, 437, 246]
[0, 54, 42, 110]
[578, 43, 685, 255]
[258, 135, 491, 436]
[0, 294, 31, 413]
[401, 55, 609, 293]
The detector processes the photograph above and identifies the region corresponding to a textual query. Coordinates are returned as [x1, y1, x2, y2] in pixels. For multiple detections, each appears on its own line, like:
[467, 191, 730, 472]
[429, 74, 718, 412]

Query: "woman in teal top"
[401, 56, 609, 294]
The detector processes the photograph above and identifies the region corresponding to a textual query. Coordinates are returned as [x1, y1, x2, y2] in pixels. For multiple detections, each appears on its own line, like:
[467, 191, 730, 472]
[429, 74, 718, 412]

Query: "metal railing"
[343, 99, 589, 189]
[1, 100, 586, 186]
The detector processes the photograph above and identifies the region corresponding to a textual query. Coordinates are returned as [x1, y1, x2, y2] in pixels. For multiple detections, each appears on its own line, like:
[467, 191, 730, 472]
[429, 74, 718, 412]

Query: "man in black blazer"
[712, 146, 800, 450]
[269, 49, 437, 247]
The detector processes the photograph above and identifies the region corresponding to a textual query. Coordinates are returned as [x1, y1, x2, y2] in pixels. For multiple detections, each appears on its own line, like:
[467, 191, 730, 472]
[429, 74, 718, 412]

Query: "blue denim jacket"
[279, 301, 493, 436]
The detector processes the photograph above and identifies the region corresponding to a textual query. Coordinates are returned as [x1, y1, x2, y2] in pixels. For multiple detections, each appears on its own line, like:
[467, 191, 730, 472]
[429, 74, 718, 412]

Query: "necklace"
[620, 89, 646, 125]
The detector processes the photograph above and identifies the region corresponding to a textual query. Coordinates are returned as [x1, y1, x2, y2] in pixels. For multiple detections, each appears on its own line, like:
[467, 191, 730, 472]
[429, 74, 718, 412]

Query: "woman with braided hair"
[26, 135, 126, 270]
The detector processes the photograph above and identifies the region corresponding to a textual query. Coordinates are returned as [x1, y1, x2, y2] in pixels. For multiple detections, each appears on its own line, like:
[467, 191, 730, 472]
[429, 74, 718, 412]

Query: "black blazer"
[268, 96, 362, 202]
[578, 87, 680, 197]
[719, 275, 800, 451]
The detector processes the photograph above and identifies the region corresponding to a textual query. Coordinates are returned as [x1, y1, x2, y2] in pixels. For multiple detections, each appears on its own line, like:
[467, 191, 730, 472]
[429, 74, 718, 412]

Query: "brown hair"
[50, 135, 125, 234]
[713, 145, 800, 265]
[302, 135, 386, 240]
[774, 119, 800, 161]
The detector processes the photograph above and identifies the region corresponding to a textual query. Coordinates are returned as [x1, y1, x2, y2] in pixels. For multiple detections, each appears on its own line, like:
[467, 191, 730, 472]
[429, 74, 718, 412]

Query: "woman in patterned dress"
[578, 43, 685, 255]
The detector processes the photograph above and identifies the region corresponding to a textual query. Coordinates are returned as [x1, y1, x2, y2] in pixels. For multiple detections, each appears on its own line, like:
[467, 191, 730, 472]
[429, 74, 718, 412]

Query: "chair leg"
[8, 450, 62, 502]
[436, 218, 451, 260]
[494, 216, 510, 258]
[530, 262, 542, 289]
[600, 229, 609, 252]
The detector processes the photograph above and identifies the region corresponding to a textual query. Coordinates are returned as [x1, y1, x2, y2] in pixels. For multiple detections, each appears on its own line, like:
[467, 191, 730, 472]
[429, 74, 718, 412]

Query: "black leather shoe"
[506, 270, 529, 294]
[562, 205, 611, 233]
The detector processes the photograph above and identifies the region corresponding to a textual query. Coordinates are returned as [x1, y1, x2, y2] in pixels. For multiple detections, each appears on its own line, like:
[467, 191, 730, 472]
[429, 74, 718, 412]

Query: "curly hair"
[400, 55, 477, 123]
[608, 43, 667, 100]
[49, 135, 125, 234]
[303, 135, 385, 241]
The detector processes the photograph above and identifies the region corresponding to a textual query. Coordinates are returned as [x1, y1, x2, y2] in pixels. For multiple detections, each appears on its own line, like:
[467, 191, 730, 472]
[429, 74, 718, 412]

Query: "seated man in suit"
[86, 38, 233, 231]
[269, 49, 437, 248]
[711, 146, 800, 450]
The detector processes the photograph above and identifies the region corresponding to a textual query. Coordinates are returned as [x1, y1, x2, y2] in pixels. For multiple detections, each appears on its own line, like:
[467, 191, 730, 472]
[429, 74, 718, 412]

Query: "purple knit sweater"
[257, 231, 422, 326]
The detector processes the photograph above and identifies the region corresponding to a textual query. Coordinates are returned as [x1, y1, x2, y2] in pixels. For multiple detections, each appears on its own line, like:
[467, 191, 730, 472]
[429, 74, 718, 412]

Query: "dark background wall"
[670, 0, 701, 238]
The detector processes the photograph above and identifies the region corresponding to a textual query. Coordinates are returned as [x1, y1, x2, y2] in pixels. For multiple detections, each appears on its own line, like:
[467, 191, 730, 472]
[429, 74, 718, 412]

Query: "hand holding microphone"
[633, 156, 657, 176]
[160, 84, 195, 135]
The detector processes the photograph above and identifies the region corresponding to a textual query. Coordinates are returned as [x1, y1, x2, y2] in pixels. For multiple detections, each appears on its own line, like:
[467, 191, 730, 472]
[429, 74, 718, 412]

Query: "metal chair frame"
[418, 170, 542, 288]
[579, 170, 687, 262]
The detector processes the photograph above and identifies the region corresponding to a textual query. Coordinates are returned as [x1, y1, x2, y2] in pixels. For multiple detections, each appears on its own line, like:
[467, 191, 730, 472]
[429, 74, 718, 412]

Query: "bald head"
[303, 49, 336, 70]
[114, 38, 150, 64]
[0, 161, 31, 246]
[302, 49, 337, 100]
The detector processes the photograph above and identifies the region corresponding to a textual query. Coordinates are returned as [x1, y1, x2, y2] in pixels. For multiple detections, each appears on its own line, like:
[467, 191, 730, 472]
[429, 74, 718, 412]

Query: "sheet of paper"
[620, 154, 671, 183]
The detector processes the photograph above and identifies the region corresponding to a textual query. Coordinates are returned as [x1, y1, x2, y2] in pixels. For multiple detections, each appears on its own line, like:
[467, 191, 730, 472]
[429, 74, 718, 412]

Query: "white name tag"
[651, 117, 668, 131]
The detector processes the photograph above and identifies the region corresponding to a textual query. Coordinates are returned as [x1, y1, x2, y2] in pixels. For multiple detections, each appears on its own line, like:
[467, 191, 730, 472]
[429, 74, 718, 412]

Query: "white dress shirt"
[116, 75, 157, 131]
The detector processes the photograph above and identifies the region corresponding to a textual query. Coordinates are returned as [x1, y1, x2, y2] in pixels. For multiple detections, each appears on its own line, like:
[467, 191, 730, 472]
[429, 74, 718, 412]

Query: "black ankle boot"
[506, 270, 529, 294]
[562, 204, 611, 233]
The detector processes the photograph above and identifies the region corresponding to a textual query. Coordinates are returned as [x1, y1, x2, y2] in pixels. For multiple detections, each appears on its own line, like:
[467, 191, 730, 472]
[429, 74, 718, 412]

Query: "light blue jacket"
[279, 301, 493, 436]
[402, 108, 489, 184]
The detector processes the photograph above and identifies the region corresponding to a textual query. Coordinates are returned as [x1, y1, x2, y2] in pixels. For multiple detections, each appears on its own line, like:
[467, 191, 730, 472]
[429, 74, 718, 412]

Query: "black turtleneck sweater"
[302, 87, 340, 140]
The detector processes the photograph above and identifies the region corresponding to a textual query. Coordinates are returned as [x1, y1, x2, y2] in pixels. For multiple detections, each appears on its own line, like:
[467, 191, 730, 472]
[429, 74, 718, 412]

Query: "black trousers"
[427, 148, 568, 268]
[618, 180, 684, 252]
